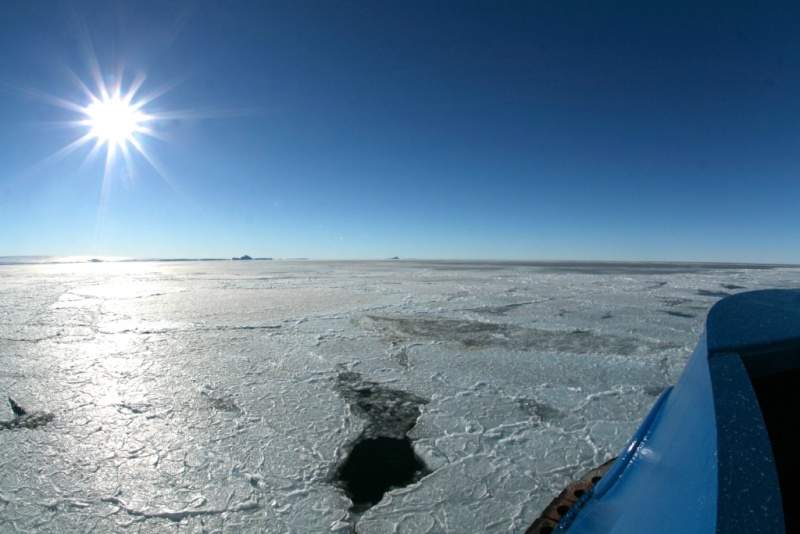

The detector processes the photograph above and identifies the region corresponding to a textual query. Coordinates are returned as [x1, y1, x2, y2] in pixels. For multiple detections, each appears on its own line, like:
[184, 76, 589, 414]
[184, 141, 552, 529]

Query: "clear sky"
[1, 1, 798, 262]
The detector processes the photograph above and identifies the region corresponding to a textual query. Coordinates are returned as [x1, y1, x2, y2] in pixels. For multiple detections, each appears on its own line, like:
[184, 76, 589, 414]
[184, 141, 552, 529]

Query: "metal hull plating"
[553, 290, 800, 534]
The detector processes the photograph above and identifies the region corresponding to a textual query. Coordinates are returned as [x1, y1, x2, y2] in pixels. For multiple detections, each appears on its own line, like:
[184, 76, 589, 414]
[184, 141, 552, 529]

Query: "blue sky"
[1, 1, 798, 262]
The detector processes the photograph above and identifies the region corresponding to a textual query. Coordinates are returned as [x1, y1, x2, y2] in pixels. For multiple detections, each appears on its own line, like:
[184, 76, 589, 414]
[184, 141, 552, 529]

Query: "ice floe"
[0, 260, 798, 531]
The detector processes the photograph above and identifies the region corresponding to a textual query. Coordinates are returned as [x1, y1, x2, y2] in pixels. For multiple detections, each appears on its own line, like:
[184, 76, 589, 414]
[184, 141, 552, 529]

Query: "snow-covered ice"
[1, 259, 798, 532]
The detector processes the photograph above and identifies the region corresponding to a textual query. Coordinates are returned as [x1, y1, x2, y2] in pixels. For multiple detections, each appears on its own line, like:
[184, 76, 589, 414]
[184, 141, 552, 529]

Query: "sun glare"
[84, 94, 148, 148]
[72, 73, 160, 167]
[20, 65, 178, 186]
[14, 54, 219, 222]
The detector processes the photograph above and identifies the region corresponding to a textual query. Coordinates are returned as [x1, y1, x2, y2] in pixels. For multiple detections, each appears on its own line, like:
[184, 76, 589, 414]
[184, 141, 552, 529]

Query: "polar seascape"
[1, 259, 798, 532]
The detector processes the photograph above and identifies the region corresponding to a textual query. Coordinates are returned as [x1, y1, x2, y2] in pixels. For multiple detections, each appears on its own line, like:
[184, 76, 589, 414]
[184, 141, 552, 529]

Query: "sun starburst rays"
[6, 41, 254, 245]
[68, 70, 156, 167]
[84, 95, 145, 147]
[1, 65, 185, 244]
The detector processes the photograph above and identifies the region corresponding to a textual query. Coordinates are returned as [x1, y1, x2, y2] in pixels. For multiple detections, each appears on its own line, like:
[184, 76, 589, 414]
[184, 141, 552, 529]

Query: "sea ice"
[0, 259, 797, 532]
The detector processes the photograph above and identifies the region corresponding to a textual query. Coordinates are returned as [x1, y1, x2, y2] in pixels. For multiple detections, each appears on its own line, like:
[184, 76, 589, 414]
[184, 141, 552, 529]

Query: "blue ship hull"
[547, 289, 800, 533]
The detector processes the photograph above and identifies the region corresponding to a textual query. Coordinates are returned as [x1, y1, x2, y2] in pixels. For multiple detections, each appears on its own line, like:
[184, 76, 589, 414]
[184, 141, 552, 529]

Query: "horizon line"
[1, 255, 799, 268]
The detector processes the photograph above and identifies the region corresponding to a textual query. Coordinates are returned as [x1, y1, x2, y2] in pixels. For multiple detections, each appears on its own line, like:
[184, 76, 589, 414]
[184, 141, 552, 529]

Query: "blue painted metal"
[707, 290, 800, 357]
[553, 289, 800, 533]
[591, 386, 673, 500]
[709, 353, 783, 533]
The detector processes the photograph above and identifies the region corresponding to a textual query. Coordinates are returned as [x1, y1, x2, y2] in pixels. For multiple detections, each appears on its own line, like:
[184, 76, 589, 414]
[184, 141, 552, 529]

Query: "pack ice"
[1, 259, 797, 532]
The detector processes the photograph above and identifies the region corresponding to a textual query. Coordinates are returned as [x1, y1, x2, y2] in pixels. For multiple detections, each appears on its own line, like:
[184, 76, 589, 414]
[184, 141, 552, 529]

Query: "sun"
[5, 69, 169, 189]
[83, 92, 149, 149]
[70, 72, 162, 168]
